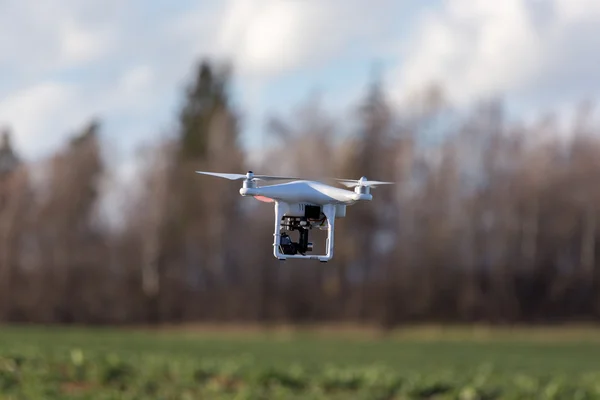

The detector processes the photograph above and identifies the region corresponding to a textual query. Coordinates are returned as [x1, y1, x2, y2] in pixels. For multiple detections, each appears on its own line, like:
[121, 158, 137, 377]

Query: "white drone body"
[196, 170, 393, 262]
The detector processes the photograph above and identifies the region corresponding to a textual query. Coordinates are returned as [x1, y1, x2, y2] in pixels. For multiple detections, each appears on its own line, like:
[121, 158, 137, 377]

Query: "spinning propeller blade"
[195, 171, 247, 180]
[335, 177, 394, 188]
[195, 171, 394, 187]
[255, 175, 304, 181]
[195, 171, 300, 181]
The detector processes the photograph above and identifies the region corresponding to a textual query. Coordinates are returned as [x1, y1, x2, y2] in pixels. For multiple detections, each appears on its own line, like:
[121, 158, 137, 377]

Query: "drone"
[195, 170, 393, 262]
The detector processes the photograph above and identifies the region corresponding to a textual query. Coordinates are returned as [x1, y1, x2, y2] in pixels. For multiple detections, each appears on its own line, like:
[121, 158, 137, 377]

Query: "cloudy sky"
[1, 0, 600, 167]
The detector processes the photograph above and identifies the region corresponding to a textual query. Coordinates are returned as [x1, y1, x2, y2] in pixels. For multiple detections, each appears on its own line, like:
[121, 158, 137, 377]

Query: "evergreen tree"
[178, 60, 231, 161]
[139, 58, 244, 322]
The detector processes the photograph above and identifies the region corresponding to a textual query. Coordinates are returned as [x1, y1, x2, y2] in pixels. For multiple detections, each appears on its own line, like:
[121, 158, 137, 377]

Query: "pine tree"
[178, 60, 231, 161]
[138, 58, 244, 322]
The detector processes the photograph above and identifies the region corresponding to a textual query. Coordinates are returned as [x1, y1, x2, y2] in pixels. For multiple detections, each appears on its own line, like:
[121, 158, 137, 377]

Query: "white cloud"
[393, 0, 600, 111]
[0, 64, 159, 160]
[0, 82, 82, 158]
[215, 0, 399, 79]
[0, 0, 118, 79]
[117, 65, 156, 104]
[58, 19, 113, 65]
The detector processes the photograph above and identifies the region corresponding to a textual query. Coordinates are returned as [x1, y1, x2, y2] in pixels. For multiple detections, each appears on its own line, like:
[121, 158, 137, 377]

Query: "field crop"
[1, 325, 600, 399]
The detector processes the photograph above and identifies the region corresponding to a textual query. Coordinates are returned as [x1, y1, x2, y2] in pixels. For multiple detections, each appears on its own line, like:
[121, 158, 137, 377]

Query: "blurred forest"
[2, 58, 600, 328]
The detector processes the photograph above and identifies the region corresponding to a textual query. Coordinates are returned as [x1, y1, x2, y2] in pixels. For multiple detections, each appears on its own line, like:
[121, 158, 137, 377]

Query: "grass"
[1, 324, 600, 399]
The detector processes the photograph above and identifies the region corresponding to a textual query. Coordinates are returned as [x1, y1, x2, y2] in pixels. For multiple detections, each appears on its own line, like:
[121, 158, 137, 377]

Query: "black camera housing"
[304, 205, 321, 219]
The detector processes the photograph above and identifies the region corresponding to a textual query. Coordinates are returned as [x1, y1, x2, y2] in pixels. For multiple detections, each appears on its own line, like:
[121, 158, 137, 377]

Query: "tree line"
[1, 58, 600, 328]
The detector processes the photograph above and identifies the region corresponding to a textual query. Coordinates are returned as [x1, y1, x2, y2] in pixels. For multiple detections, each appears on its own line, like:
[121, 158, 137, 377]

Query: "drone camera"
[278, 208, 320, 255]
[279, 233, 297, 255]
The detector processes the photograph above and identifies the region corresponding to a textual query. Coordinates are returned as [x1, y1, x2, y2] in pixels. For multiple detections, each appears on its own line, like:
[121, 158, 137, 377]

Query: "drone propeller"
[335, 176, 394, 188]
[195, 170, 300, 182]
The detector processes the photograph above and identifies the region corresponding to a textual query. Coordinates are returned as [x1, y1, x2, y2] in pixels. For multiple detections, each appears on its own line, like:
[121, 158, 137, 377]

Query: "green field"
[1, 325, 600, 399]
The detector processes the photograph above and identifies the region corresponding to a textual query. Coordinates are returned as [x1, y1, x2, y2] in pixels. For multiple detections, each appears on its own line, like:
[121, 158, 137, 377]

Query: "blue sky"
[2, 0, 600, 174]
